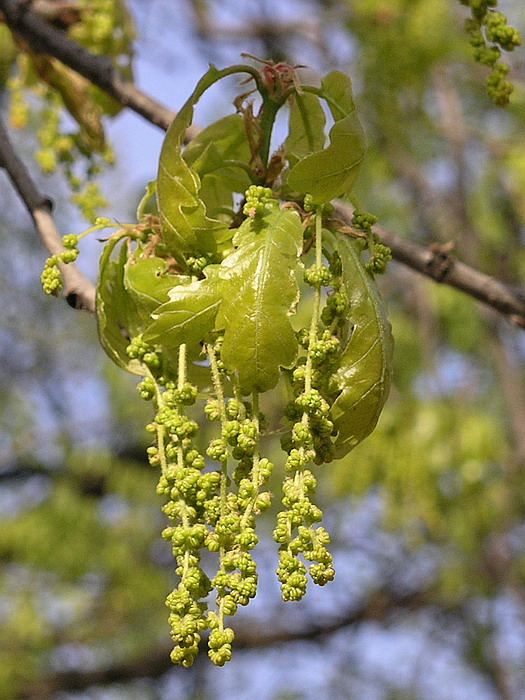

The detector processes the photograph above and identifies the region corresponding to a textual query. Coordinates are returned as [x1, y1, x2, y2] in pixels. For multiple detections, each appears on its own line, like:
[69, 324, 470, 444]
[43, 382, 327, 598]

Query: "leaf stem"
[305, 209, 323, 394]
[178, 343, 187, 389]
[206, 343, 229, 632]
[258, 98, 282, 173]
[240, 391, 261, 528]
[296, 210, 324, 507]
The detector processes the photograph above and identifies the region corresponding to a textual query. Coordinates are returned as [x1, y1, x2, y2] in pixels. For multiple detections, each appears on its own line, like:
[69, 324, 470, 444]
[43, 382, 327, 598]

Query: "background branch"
[20, 587, 430, 698]
[0, 0, 191, 135]
[334, 202, 525, 328]
[0, 115, 96, 311]
[1, 0, 524, 328]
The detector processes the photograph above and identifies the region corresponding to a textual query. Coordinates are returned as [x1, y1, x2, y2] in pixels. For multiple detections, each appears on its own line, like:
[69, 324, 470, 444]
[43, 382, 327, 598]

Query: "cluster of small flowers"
[273, 249, 344, 600]
[274, 398, 335, 600]
[205, 391, 274, 659]
[288, 363, 340, 467]
[8, 72, 111, 217]
[186, 256, 210, 276]
[132, 337, 214, 667]
[133, 334, 276, 666]
[126, 334, 163, 371]
[70, 0, 132, 58]
[303, 194, 334, 216]
[35, 100, 62, 175]
[351, 210, 391, 276]
[71, 181, 110, 222]
[351, 210, 377, 232]
[462, 2, 521, 105]
[366, 243, 392, 275]
[40, 234, 80, 295]
[242, 185, 273, 218]
[8, 76, 30, 131]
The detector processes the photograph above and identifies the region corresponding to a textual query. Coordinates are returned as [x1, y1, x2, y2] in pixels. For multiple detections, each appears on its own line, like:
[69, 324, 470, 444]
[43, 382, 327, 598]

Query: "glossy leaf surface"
[284, 91, 326, 169]
[144, 269, 223, 353]
[96, 239, 143, 375]
[216, 204, 303, 394]
[123, 257, 182, 323]
[287, 72, 366, 204]
[329, 235, 394, 458]
[157, 66, 242, 260]
[183, 114, 251, 216]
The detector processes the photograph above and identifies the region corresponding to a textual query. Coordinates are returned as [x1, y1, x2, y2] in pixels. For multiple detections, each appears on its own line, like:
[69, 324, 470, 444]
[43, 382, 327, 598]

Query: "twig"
[335, 202, 525, 329]
[20, 587, 430, 697]
[0, 115, 96, 311]
[2, 0, 525, 328]
[0, 0, 194, 136]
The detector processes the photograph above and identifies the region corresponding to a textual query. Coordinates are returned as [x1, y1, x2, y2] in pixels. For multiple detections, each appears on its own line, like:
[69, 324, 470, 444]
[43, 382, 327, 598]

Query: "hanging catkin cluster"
[43, 60, 394, 666]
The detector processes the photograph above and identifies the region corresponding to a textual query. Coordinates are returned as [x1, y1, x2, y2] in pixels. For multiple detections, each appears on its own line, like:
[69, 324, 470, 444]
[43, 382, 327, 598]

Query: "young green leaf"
[123, 257, 184, 323]
[283, 91, 326, 169]
[144, 268, 223, 354]
[96, 238, 143, 375]
[287, 72, 366, 204]
[157, 66, 253, 261]
[329, 235, 394, 458]
[136, 180, 157, 221]
[184, 115, 251, 192]
[216, 203, 303, 394]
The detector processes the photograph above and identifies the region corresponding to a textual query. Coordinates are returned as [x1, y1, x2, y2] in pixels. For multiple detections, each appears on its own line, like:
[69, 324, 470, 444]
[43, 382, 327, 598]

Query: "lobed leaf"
[215, 204, 303, 394]
[287, 72, 366, 204]
[329, 235, 394, 458]
[144, 268, 223, 354]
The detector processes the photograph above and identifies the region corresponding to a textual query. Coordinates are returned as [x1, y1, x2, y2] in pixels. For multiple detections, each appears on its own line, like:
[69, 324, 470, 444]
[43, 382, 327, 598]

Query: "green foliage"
[144, 271, 223, 352]
[1, 0, 524, 694]
[329, 235, 394, 458]
[283, 91, 326, 168]
[47, 60, 394, 667]
[286, 72, 366, 203]
[183, 114, 252, 216]
[156, 65, 240, 261]
[216, 202, 303, 393]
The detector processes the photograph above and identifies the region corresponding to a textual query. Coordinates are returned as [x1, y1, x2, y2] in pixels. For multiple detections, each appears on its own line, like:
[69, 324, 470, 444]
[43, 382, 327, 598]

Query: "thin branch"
[194, 16, 324, 47]
[0, 115, 96, 311]
[2, 0, 525, 328]
[335, 202, 525, 329]
[0, 0, 186, 135]
[20, 587, 430, 697]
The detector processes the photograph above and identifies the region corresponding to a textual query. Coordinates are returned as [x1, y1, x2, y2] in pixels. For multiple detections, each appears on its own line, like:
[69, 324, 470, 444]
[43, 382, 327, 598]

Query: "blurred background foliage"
[1, 0, 525, 698]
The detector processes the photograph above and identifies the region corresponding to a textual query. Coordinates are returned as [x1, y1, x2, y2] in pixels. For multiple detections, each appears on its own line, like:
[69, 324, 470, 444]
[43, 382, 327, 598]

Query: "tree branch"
[0, 0, 191, 135]
[0, 115, 96, 311]
[335, 202, 525, 329]
[1, 0, 524, 328]
[20, 587, 429, 697]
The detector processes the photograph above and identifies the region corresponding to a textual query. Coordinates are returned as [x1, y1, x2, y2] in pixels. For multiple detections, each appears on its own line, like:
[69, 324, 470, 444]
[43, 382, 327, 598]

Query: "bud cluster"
[462, 2, 521, 105]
